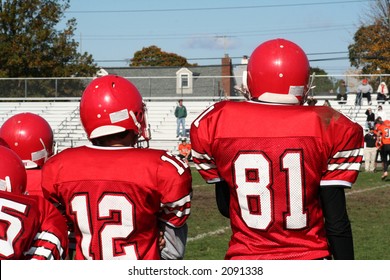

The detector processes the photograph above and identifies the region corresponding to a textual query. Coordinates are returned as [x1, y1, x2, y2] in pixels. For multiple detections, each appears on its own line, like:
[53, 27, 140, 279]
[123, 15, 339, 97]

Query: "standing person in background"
[0, 113, 54, 197]
[356, 79, 373, 106]
[41, 75, 192, 260]
[0, 145, 68, 260]
[374, 117, 384, 172]
[175, 99, 187, 138]
[364, 126, 377, 172]
[191, 38, 363, 260]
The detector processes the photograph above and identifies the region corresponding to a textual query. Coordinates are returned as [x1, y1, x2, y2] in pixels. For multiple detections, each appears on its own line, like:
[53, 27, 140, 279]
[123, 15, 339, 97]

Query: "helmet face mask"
[246, 38, 310, 105]
[80, 75, 150, 145]
[0, 146, 27, 195]
[0, 113, 54, 169]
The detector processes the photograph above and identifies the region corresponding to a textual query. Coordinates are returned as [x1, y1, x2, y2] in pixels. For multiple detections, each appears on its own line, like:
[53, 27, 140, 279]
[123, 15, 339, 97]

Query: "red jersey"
[190, 100, 363, 260]
[0, 191, 68, 260]
[41, 145, 192, 260]
[26, 169, 44, 197]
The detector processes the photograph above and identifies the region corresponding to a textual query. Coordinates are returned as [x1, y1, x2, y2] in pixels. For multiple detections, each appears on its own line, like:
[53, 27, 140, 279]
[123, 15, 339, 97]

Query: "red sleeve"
[24, 195, 69, 260]
[320, 113, 364, 188]
[190, 103, 223, 183]
[157, 152, 192, 228]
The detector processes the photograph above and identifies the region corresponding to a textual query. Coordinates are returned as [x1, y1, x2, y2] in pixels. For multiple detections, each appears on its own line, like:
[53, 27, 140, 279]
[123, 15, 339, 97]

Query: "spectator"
[374, 117, 384, 171]
[323, 99, 332, 107]
[365, 108, 375, 129]
[376, 81, 389, 104]
[174, 99, 187, 138]
[336, 80, 348, 104]
[356, 79, 373, 106]
[177, 137, 192, 163]
[41, 75, 192, 260]
[306, 96, 317, 106]
[376, 120, 390, 180]
[364, 126, 377, 172]
[377, 105, 387, 121]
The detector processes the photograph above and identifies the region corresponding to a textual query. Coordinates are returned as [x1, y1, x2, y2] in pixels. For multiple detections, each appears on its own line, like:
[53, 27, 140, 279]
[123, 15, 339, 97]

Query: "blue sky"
[65, 0, 374, 74]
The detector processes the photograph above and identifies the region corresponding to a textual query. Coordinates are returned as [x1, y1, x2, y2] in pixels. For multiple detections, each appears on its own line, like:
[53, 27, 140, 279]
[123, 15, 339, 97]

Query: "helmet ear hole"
[135, 111, 144, 123]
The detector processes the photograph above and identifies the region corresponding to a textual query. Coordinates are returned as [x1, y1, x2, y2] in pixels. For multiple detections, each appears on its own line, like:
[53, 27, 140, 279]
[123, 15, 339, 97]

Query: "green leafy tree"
[130, 45, 197, 67]
[348, 0, 390, 75]
[309, 67, 334, 95]
[0, 0, 97, 78]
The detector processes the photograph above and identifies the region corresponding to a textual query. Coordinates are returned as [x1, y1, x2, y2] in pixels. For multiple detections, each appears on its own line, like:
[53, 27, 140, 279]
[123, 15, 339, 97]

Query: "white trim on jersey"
[327, 162, 361, 171]
[333, 148, 363, 158]
[195, 162, 217, 171]
[160, 194, 191, 209]
[320, 180, 353, 188]
[191, 150, 212, 161]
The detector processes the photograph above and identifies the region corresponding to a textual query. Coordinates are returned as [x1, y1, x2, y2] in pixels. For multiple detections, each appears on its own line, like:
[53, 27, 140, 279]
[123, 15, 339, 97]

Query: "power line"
[93, 52, 350, 64]
[66, 0, 375, 14]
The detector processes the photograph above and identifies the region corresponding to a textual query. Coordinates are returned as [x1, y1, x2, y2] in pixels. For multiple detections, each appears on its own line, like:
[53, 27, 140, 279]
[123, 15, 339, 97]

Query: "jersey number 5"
[0, 198, 28, 257]
[234, 151, 308, 230]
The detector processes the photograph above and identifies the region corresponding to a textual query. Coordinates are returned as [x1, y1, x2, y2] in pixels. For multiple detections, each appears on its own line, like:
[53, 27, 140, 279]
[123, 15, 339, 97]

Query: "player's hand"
[159, 230, 166, 251]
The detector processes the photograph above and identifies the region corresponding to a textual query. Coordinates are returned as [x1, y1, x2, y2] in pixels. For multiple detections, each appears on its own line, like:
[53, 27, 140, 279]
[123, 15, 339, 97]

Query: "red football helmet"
[0, 113, 54, 169]
[246, 38, 310, 104]
[0, 146, 27, 195]
[80, 75, 150, 142]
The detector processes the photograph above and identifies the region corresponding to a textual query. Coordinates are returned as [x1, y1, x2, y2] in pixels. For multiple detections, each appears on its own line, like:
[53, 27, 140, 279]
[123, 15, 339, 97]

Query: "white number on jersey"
[70, 193, 137, 260]
[234, 151, 308, 230]
[0, 198, 28, 257]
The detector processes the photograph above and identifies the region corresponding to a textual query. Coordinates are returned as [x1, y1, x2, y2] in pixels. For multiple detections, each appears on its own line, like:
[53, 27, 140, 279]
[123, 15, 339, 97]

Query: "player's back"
[0, 191, 40, 259]
[42, 145, 191, 260]
[378, 120, 390, 145]
[191, 100, 363, 259]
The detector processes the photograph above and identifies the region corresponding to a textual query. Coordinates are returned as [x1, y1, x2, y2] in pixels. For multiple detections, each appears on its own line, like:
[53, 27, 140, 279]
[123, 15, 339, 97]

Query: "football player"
[376, 119, 390, 180]
[190, 38, 363, 260]
[41, 75, 192, 260]
[0, 112, 54, 197]
[0, 145, 68, 260]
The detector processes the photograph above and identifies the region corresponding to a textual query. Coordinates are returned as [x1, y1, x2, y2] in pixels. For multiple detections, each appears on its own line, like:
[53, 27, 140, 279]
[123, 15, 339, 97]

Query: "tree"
[130, 45, 197, 67]
[348, 0, 390, 75]
[309, 67, 334, 95]
[0, 0, 97, 78]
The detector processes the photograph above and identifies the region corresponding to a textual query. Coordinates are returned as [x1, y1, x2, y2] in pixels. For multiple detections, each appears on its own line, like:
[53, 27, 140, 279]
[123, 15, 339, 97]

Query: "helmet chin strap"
[129, 110, 141, 134]
[303, 72, 316, 104]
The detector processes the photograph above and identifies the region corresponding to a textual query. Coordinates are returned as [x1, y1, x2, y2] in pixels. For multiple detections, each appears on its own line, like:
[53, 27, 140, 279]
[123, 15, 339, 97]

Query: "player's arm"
[159, 222, 188, 260]
[215, 181, 230, 218]
[320, 186, 354, 260]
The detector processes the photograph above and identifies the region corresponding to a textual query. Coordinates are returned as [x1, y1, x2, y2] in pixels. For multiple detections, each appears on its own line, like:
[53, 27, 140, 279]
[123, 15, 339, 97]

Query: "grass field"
[184, 168, 390, 260]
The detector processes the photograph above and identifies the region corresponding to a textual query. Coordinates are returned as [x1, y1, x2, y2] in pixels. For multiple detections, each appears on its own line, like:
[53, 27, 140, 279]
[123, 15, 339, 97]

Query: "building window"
[181, 74, 189, 88]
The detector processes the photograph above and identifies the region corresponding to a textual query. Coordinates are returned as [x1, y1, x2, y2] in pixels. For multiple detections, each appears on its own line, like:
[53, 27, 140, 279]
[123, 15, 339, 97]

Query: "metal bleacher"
[0, 99, 215, 153]
[1, 95, 387, 154]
